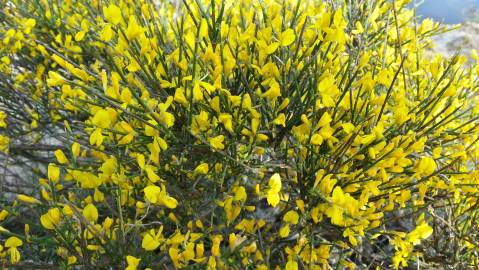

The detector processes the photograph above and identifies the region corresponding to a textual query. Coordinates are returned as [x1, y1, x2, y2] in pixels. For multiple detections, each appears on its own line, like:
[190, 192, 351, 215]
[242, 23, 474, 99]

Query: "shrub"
[1, 0, 479, 269]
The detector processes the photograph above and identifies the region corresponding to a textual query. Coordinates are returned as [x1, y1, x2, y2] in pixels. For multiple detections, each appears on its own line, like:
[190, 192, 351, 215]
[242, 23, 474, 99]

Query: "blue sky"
[414, 0, 479, 23]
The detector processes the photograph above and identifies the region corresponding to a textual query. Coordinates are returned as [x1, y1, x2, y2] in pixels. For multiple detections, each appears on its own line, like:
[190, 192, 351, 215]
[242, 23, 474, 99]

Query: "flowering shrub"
[1, 0, 479, 269]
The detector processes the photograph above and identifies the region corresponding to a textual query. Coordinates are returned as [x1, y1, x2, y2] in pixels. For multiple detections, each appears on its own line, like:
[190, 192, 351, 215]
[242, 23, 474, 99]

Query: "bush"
[1, 0, 479, 269]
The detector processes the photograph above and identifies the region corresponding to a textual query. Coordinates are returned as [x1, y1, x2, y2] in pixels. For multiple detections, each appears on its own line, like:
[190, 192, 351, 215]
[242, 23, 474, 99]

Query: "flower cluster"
[1, 0, 479, 269]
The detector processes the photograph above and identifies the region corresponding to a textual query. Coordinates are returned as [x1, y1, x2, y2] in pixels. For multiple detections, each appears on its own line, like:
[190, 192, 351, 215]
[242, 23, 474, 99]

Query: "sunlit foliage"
[1, 0, 479, 269]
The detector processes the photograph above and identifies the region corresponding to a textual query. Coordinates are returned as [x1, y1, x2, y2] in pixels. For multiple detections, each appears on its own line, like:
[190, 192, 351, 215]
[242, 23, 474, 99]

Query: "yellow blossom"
[40, 208, 61, 230]
[54, 149, 69, 164]
[194, 163, 209, 175]
[209, 135, 225, 150]
[17, 194, 39, 204]
[126, 255, 141, 270]
[267, 173, 281, 207]
[82, 204, 99, 223]
[47, 163, 60, 183]
[103, 4, 122, 25]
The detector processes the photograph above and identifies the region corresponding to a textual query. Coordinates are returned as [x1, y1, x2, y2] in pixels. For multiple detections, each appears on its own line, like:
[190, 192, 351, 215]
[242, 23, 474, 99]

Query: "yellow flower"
[144, 165, 161, 182]
[40, 208, 61, 230]
[267, 173, 281, 207]
[325, 187, 345, 226]
[343, 228, 358, 246]
[100, 24, 114, 42]
[211, 235, 223, 256]
[192, 82, 204, 101]
[0, 209, 9, 221]
[21, 18, 36, 34]
[318, 77, 339, 107]
[4, 0, 479, 268]
[47, 163, 60, 183]
[351, 21, 364, 35]
[144, 185, 162, 204]
[162, 195, 178, 209]
[209, 135, 225, 150]
[74, 31, 86, 41]
[68, 256, 77, 265]
[142, 227, 163, 251]
[174, 87, 188, 106]
[283, 210, 299, 225]
[196, 242, 205, 258]
[310, 207, 321, 223]
[406, 223, 433, 245]
[126, 16, 143, 40]
[279, 29, 296, 47]
[5, 237, 22, 265]
[199, 18, 208, 39]
[262, 80, 281, 101]
[63, 205, 73, 216]
[310, 134, 323, 145]
[92, 109, 113, 129]
[285, 259, 298, 270]
[263, 42, 279, 54]
[272, 113, 286, 127]
[279, 224, 290, 238]
[103, 4, 122, 25]
[0, 135, 8, 152]
[89, 128, 104, 146]
[415, 157, 436, 177]
[126, 255, 141, 270]
[136, 154, 145, 171]
[0, 111, 7, 128]
[315, 172, 337, 196]
[233, 186, 247, 202]
[194, 163, 209, 175]
[342, 122, 355, 134]
[17, 194, 39, 204]
[54, 149, 69, 164]
[71, 142, 80, 159]
[144, 185, 178, 209]
[82, 203, 99, 223]
[46, 71, 65, 87]
[5, 236, 22, 248]
[219, 113, 234, 133]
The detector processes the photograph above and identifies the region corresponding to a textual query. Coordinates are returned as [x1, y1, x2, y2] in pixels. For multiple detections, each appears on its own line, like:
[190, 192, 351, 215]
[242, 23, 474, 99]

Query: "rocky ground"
[433, 18, 479, 58]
